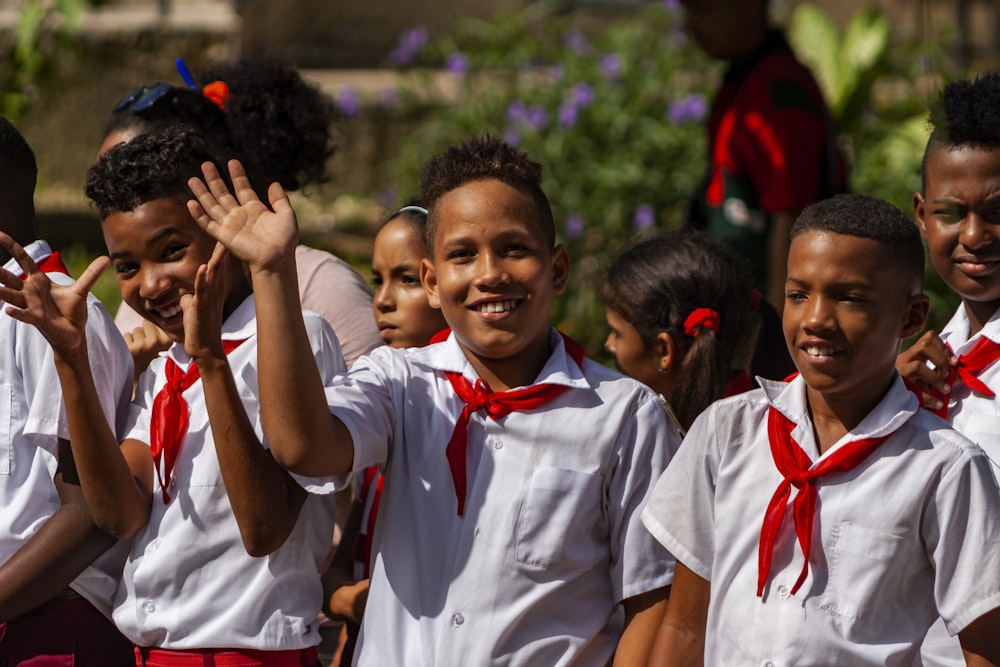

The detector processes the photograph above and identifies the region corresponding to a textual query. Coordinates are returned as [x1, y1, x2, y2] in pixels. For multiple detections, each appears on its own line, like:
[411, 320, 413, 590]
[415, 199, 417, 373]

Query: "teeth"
[477, 300, 517, 313]
[154, 304, 182, 319]
[805, 345, 836, 357]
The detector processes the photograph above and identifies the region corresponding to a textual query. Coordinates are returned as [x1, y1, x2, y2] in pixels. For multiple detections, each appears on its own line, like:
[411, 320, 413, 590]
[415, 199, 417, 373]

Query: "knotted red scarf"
[757, 406, 892, 596]
[12, 250, 69, 279]
[927, 338, 1000, 418]
[442, 333, 585, 515]
[149, 338, 246, 503]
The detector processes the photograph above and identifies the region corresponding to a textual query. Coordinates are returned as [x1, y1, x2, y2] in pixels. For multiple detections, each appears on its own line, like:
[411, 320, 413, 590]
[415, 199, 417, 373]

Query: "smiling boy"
[186, 135, 680, 666]
[642, 194, 1000, 666]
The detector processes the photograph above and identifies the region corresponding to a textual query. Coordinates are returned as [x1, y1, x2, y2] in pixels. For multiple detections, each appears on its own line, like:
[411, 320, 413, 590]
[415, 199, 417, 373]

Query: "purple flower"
[445, 52, 469, 75]
[564, 29, 590, 55]
[507, 100, 527, 124]
[633, 204, 655, 231]
[336, 87, 361, 119]
[390, 26, 429, 66]
[667, 93, 708, 124]
[503, 126, 521, 146]
[525, 105, 547, 131]
[663, 0, 680, 12]
[565, 213, 585, 239]
[570, 82, 595, 107]
[548, 64, 565, 83]
[600, 53, 622, 82]
[379, 88, 399, 109]
[558, 101, 578, 129]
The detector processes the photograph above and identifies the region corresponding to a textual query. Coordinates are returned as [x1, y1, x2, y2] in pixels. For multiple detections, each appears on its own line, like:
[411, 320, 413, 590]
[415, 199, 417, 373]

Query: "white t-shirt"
[326, 329, 680, 666]
[642, 374, 1000, 667]
[115, 296, 346, 649]
[0, 240, 134, 618]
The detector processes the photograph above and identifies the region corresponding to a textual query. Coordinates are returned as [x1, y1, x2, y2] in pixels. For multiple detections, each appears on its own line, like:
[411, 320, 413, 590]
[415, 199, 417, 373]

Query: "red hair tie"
[202, 81, 229, 111]
[684, 308, 720, 338]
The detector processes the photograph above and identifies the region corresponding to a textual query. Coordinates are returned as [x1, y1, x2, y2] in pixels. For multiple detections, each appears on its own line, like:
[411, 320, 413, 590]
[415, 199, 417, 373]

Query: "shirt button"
[452, 612, 465, 626]
[150, 538, 162, 551]
[777, 584, 789, 599]
[474, 527, 482, 538]
[143, 600, 156, 613]
[492, 439, 503, 450]
[764, 662, 775, 667]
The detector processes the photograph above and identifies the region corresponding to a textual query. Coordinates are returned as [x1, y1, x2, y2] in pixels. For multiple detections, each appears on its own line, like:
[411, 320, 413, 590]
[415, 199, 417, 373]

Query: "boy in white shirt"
[0, 116, 134, 665]
[897, 72, 1000, 666]
[0, 126, 345, 664]
[643, 193, 1000, 666]
[186, 135, 680, 666]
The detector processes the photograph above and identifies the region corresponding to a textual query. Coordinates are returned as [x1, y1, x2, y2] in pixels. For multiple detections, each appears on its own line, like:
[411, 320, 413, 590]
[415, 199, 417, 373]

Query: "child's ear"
[421, 258, 441, 309]
[913, 191, 928, 237]
[655, 331, 678, 375]
[901, 292, 931, 339]
[552, 244, 570, 295]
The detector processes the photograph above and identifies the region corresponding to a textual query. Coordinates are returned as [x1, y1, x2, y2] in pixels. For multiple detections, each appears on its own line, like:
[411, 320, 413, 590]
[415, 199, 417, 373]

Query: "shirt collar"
[758, 373, 918, 459]
[166, 294, 257, 365]
[417, 328, 590, 390]
[2, 239, 51, 275]
[941, 303, 1000, 351]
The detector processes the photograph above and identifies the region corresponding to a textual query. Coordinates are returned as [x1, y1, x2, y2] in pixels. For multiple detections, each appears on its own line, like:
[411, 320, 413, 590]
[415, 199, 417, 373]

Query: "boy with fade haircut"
[0, 126, 346, 663]
[897, 72, 1000, 666]
[0, 116, 134, 663]
[642, 193, 1000, 667]
[186, 135, 681, 666]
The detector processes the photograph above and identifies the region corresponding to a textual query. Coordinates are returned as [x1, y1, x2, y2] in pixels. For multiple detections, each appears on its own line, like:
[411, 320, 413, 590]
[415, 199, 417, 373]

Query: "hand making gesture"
[896, 330, 956, 412]
[180, 240, 232, 363]
[186, 160, 299, 275]
[0, 232, 106, 360]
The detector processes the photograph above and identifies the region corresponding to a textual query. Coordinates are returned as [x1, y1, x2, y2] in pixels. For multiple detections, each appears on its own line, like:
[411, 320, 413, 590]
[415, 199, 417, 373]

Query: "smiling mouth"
[803, 345, 839, 358]
[149, 301, 183, 321]
[474, 299, 519, 314]
[957, 258, 1000, 276]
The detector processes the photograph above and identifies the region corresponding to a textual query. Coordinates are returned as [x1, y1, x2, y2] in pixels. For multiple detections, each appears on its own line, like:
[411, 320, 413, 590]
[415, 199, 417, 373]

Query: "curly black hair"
[104, 57, 335, 195]
[85, 126, 227, 220]
[418, 135, 555, 249]
[922, 73, 1000, 189]
[602, 228, 751, 429]
[792, 193, 924, 292]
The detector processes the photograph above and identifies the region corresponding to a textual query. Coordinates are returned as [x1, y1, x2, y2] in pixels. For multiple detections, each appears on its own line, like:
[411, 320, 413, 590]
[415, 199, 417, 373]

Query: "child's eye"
[401, 274, 421, 286]
[114, 262, 138, 276]
[371, 275, 383, 288]
[163, 243, 186, 259]
[785, 291, 807, 303]
[447, 249, 475, 262]
[505, 244, 530, 256]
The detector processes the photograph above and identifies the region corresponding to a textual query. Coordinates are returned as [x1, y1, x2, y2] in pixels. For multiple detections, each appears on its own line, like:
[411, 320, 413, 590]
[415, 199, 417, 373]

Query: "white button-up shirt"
[642, 374, 1000, 666]
[327, 329, 680, 666]
[116, 297, 345, 649]
[0, 240, 133, 618]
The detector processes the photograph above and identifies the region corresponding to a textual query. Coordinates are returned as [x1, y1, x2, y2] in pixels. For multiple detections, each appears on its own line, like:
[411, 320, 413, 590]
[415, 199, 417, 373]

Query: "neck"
[463, 332, 553, 392]
[804, 375, 894, 454]
[964, 299, 1000, 339]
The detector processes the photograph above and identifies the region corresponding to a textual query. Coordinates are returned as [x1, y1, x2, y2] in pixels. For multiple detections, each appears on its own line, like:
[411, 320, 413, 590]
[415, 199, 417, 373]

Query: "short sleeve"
[924, 445, 1000, 634]
[608, 392, 681, 602]
[641, 403, 723, 581]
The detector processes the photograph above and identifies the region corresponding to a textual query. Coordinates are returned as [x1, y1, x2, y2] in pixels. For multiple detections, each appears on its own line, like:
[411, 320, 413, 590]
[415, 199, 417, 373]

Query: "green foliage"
[1, 0, 83, 119]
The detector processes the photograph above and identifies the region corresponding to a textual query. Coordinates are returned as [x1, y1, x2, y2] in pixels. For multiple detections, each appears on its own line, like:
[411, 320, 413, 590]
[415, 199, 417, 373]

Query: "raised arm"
[182, 243, 307, 556]
[0, 232, 152, 538]
[186, 161, 353, 477]
[896, 329, 955, 412]
[648, 562, 709, 667]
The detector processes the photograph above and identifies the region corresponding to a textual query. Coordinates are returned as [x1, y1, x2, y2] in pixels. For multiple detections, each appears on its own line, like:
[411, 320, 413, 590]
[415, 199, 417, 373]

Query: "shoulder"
[901, 408, 991, 464]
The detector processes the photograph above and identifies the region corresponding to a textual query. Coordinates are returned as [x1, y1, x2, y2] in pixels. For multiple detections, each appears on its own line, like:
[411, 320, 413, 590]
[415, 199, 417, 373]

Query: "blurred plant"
[0, 0, 84, 119]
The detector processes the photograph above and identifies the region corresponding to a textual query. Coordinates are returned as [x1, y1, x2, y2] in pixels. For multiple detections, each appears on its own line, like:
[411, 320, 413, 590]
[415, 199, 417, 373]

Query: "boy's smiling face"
[783, 230, 926, 407]
[916, 144, 1000, 327]
[103, 197, 242, 344]
[421, 179, 569, 383]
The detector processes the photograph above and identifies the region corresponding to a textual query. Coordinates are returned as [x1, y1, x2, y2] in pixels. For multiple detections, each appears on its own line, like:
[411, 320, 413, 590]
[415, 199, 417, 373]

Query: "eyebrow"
[108, 226, 182, 261]
[785, 276, 875, 291]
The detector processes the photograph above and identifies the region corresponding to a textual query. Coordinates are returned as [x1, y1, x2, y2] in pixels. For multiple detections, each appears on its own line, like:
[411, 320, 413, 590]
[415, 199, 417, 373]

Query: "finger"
[203, 161, 240, 207]
[0, 266, 23, 290]
[904, 362, 952, 393]
[267, 181, 292, 214]
[193, 263, 209, 302]
[73, 256, 110, 296]
[0, 232, 40, 278]
[206, 240, 229, 272]
[227, 160, 260, 206]
[0, 286, 26, 309]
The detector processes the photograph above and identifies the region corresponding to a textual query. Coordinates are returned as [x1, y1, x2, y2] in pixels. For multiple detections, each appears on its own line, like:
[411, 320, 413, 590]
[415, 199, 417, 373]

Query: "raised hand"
[180, 241, 229, 362]
[124, 319, 173, 375]
[187, 159, 299, 275]
[896, 329, 956, 412]
[0, 232, 106, 359]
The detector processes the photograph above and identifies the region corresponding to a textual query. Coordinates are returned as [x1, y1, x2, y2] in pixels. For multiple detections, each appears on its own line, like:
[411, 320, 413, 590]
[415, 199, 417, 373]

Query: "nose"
[138, 263, 171, 301]
[604, 333, 616, 356]
[960, 213, 995, 250]
[374, 282, 395, 313]
[801, 295, 835, 334]
[473, 252, 511, 289]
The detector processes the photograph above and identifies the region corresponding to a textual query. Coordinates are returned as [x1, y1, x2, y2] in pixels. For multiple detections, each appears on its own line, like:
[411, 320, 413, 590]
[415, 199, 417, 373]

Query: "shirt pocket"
[515, 467, 605, 571]
[0, 382, 10, 475]
[820, 521, 919, 621]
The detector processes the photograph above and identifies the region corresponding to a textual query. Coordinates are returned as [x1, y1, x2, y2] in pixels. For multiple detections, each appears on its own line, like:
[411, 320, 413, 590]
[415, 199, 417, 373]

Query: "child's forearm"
[250, 265, 354, 477]
[54, 349, 151, 538]
[0, 474, 115, 622]
[198, 355, 307, 556]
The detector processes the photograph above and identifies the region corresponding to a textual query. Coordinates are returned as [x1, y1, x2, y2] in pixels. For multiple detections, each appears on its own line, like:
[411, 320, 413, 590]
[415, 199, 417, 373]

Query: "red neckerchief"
[15, 250, 70, 278]
[758, 377, 896, 597]
[352, 466, 384, 579]
[926, 338, 1000, 419]
[440, 331, 586, 515]
[148, 338, 246, 503]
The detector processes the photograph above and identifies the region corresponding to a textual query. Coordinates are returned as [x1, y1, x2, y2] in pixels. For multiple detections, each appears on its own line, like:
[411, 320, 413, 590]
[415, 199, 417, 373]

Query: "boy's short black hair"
[792, 193, 925, 292]
[418, 135, 556, 249]
[0, 116, 37, 245]
[922, 73, 1000, 190]
[85, 126, 227, 220]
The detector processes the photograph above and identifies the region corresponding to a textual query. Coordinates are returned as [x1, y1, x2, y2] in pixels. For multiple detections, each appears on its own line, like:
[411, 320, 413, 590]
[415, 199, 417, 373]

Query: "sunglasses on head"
[112, 82, 175, 113]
